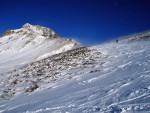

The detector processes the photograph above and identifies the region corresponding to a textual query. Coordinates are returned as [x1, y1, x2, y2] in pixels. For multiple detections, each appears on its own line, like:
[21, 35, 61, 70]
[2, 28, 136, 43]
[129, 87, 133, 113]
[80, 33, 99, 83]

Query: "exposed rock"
[2, 30, 15, 36]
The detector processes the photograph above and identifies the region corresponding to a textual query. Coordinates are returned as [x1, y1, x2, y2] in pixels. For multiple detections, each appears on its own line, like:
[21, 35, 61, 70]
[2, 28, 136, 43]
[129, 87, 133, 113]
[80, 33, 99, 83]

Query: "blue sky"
[0, 0, 150, 45]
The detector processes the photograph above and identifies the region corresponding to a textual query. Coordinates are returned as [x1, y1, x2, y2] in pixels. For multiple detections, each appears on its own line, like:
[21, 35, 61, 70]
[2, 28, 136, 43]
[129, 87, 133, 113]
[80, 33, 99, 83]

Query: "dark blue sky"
[0, 0, 150, 45]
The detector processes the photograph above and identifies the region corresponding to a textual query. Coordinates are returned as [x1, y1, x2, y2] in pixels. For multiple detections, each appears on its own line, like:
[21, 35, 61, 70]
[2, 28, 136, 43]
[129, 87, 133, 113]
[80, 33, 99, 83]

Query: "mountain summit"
[2, 23, 57, 38]
[0, 23, 80, 72]
[22, 23, 58, 38]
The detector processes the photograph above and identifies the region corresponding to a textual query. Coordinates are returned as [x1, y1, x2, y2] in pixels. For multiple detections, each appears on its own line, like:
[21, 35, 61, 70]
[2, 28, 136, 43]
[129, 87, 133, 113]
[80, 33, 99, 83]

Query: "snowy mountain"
[0, 26, 150, 113]
[0, 23, 80, 73]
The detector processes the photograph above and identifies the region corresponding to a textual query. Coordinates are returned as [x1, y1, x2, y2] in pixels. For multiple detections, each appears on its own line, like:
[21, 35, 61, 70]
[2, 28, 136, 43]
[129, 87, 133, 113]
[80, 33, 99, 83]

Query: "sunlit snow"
[0, 24, 150, 113]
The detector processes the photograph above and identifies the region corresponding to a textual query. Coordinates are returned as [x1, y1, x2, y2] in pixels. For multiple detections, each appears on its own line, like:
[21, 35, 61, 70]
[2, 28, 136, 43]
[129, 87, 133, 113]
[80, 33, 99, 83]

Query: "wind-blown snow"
[0, 23, 80, 73]
[0, 27, 150, 113]
[37, 43, 76, 60]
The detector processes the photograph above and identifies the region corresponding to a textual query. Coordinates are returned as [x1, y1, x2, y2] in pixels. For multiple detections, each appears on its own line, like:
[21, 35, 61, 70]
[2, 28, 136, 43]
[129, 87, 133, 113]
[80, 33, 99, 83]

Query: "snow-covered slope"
[0, 23, 80, 73]
[0, 29, 150, 113]
[114, 30, 150, 43]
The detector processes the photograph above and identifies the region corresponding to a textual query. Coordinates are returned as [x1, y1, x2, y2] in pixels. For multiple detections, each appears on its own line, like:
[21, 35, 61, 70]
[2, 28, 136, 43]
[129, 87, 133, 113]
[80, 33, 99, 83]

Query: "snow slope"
[0, 29, 150, 113]
[0, 23, 80, 73]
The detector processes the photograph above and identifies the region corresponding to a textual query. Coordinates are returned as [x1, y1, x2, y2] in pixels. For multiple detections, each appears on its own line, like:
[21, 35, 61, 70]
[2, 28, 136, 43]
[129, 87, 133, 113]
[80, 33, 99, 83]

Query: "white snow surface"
[0, 28, 150, 113]
[36, 43, 76, 60]
[0, 23, 79, 73]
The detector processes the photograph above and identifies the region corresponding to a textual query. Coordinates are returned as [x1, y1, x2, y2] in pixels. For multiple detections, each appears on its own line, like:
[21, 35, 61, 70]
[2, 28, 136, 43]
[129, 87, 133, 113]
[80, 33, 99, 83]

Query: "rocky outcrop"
[2, 30, 15, 36]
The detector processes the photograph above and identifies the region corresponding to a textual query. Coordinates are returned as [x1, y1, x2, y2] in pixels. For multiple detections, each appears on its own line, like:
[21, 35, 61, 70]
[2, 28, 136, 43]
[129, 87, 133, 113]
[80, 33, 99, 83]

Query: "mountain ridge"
[113, 30, 150, 43]
[0, 23, 80, 72]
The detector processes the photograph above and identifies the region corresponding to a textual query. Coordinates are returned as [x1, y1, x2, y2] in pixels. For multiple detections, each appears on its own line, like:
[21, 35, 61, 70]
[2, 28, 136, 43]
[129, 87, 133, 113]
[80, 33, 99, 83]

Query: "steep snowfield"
[0, 33, 150, 113]
[0, 23, 80, 73]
